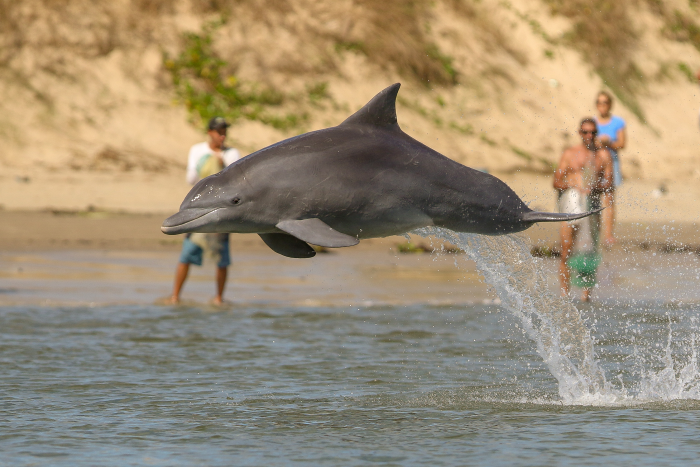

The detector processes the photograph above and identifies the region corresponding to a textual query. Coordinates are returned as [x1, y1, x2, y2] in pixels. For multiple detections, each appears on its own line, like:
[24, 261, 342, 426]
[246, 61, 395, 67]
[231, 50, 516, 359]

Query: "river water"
[3, 231, 700, 465]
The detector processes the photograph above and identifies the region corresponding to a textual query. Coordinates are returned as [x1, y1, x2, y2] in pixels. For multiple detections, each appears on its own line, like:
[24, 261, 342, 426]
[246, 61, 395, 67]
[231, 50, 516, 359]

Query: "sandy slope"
[0, 0, 698, 220]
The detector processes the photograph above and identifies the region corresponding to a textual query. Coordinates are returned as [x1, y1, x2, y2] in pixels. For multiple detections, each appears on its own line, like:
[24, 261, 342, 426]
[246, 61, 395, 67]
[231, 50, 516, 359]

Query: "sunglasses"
[580, 130, 597, 135]
[596, 100, 610, 105]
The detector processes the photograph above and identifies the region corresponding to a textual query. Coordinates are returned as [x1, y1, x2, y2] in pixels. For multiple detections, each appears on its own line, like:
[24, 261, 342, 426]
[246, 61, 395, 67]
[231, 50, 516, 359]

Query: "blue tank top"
[595, 114, 625, 186]
[595, 115, 625, 158]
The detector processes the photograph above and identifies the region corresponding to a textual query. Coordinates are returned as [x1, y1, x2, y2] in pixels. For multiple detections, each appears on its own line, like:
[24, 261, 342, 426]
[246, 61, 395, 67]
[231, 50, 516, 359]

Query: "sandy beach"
[1, 208, 698, 308]
[5, 2, 700, 464]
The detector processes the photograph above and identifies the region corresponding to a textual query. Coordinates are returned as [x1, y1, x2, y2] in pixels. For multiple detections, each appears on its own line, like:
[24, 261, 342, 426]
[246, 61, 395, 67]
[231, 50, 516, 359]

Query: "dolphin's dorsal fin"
[340, 83, 401, 130]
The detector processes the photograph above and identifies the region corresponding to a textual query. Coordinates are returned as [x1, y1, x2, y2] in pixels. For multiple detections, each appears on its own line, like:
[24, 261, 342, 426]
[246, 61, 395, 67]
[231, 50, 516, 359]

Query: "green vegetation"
[398, 96, 476, 137]
[527, 18, 556, 44]
[425, 44, 458, 84]
[164, 22, 326, 131]
[397, 96, 444, 127]
[307, 82, 330, 105]
[663, 10, 700, 52]
[500, 1, 556, 45]
[507, 0, 700, 122]
[544, 0, 647, 122]
[452, 0, 527, 65]
[531, 245, 561, 258]
[678, 62, 697, 83]
[332, 0, 458, 86]
[396, 242, 432, 254]
[449, 121, 474, 135]
[480, 134, 497, 147]
[334, 41, 365, 54]
[509, 144, 556, 172]
[510, 145, 533, 162]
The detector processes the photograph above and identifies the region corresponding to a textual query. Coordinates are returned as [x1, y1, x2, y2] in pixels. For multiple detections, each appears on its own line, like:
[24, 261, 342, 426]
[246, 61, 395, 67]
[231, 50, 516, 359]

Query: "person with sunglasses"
[168, 116, 242, 305]
[594, 91, 626, 248]
[554, 118, 613, 301]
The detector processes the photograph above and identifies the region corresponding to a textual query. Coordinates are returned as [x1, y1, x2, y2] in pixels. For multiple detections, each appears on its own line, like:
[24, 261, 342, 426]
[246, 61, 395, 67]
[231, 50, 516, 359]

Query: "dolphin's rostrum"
[162, 84, 598, 258]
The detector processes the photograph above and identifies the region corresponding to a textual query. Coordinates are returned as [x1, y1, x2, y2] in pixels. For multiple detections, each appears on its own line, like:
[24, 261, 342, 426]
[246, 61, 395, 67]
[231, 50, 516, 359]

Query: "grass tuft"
[663, 9, 700, 52]
[333, 0, 458, 86]
[678, 62, 697, 83]
[509, 144, 556, 172]
[545, 0, 646, 122]
[164, 21, 310, 130]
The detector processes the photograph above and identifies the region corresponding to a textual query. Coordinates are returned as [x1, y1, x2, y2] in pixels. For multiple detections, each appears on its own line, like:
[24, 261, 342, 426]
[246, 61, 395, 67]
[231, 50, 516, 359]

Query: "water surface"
[3, 232, 700, 465]
[3, 300, 700, 466]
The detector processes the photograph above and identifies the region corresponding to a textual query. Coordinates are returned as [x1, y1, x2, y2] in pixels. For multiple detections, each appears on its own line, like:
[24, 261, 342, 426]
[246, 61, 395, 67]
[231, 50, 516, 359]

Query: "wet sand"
[1, 209, 698, 251]
[1, 210, 699, 307]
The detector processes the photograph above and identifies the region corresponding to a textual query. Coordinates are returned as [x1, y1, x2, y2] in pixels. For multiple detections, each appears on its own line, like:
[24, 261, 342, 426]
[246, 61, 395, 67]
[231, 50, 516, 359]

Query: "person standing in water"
[168, 117, 241, 305]
[554, 118, 613, 301]
[594, 91, 626, 248]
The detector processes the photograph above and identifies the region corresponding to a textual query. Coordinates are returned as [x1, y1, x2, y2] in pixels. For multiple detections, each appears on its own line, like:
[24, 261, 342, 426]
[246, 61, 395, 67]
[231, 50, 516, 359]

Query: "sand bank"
[0, 208, 698, 252]
[1, 210, 699, 308]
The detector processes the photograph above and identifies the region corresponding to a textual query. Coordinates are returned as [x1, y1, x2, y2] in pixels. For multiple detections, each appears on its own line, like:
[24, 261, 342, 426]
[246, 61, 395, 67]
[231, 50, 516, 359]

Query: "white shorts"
[558, 189, 587, 225]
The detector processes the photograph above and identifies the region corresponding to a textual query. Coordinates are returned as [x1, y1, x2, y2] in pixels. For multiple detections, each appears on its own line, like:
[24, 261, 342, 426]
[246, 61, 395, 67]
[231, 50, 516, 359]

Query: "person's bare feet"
[603, 236, 616, 250]
[210, 296, 224, 306]
[166, 295, 180, 305]
[154, 296, 181, 305]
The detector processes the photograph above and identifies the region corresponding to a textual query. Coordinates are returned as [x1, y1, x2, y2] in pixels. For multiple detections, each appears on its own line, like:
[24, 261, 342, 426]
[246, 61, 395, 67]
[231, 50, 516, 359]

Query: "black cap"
[207, 116, 230, 131]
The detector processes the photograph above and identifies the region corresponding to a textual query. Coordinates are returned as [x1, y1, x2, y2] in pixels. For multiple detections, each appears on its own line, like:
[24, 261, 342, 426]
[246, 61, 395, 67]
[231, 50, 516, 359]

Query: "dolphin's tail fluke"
[521, 207, 604, 223]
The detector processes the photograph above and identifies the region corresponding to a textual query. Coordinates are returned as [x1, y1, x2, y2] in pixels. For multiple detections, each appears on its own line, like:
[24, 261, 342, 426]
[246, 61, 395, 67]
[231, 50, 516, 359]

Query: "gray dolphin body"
[162, 83, 596, 258]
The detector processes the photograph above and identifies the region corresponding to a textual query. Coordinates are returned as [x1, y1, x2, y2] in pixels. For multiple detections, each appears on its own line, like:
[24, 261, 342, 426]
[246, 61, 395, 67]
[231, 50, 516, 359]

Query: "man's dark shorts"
[179, 234, 230, 268]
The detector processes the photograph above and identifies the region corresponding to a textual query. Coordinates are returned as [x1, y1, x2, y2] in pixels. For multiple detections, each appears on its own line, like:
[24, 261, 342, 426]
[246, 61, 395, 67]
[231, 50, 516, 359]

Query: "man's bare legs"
[168, 263, 228, 305]
[581, 287, 592, 302]
[213, 266, 228, 305]
[169, 262, 190, 304]
[602, 191, 615, 248]
[560, 223, 594, 301]
[559, 223, 575, 297]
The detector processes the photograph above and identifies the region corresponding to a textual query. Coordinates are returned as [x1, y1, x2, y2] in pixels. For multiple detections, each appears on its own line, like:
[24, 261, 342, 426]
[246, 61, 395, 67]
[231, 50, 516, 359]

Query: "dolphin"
[162, 83, 598, 258]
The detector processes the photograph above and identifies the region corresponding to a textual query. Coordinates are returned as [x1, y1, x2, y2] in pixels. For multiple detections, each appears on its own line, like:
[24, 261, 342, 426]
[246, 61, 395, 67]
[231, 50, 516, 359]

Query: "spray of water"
[412, 227, 615, 403]
[413, 227, 700, 405]
[637, 323, 700, 401]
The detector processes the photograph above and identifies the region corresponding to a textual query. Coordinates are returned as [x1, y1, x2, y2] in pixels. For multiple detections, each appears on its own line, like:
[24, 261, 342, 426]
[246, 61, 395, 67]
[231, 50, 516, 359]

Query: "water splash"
[413, 227, 700, 405]
[412, 227, 616, 403]
[637, 323, 700, 401]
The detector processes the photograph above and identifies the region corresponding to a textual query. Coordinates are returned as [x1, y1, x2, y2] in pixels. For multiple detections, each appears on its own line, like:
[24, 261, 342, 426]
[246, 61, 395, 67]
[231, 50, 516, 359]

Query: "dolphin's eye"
[232, 197, 241, 205]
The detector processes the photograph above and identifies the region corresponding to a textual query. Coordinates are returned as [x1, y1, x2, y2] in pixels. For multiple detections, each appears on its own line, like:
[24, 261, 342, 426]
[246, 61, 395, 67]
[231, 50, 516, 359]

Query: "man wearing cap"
[168, 117, 242, 305]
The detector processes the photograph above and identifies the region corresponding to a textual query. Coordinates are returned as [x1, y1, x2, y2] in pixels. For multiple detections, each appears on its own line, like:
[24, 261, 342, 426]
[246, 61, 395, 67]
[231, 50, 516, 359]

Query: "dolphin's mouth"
[161, 208, 223, 235]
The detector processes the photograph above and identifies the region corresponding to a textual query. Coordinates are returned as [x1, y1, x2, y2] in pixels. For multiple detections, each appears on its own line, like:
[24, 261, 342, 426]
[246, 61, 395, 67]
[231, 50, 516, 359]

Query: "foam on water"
[412, 227, 700, 405]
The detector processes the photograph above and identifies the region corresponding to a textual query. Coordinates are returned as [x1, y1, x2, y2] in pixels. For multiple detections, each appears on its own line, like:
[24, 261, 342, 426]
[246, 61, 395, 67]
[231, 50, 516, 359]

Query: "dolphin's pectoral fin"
[276, 218, 360, 248]
[258, 233, 316, 259]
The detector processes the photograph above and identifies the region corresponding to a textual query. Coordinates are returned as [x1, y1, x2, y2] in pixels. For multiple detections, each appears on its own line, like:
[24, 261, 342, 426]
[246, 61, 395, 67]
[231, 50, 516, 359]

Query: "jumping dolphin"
[162, 83, 598, 258]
